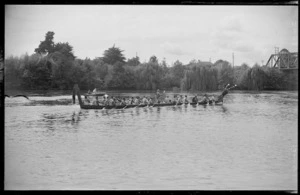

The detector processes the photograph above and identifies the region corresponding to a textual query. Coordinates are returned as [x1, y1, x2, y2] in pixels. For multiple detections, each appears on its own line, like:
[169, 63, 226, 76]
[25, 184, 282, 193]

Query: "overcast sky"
[5, 5, 298, 66]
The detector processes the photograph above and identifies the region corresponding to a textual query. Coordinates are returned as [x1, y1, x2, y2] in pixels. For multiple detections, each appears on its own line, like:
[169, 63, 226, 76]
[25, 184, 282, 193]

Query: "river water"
[4, 90, 298, 190]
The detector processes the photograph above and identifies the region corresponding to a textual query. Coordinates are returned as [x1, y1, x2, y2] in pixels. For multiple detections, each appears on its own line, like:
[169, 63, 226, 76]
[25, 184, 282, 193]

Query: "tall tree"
[127, 56, 140, 66]
[102, 45, 126, 65]
[149, 55, 158, 64]
[34, 31, 55, 55]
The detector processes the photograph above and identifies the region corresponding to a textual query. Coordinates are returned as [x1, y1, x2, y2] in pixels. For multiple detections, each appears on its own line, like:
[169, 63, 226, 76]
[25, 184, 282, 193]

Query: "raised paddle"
[228, 84, 237, 90]
[151, 103, 156, 107]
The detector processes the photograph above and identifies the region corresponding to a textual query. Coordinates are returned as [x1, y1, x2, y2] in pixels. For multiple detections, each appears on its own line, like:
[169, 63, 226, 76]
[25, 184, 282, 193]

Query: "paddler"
[142, 96, 148, 105]
[84, 96, 91, 104]
[183, 95, 189, 103]
[134, 97, 140, 105]
[161, 90, 166, 103]
[175, 95, 182, 104]
[121, 98, 126, 106]
[200, 94, 210, 104]
[192, 95, 198, 103]
[210, 95, 215, 103]
[148, 97, 153, 105]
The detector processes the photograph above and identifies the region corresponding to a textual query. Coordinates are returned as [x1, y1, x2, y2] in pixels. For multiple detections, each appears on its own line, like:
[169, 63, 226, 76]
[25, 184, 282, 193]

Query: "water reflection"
[220, 105, 228, 113]
[156, 107, 161, 113]
[5, 91, 298, 190]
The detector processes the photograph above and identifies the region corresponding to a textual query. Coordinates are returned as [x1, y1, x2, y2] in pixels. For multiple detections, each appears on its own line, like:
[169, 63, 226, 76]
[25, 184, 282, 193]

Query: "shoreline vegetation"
[4, 31, 298, 92]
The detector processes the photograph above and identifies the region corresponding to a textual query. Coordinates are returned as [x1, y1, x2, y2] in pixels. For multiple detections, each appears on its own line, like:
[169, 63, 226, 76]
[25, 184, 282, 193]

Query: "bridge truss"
[265, 49, 298, 70]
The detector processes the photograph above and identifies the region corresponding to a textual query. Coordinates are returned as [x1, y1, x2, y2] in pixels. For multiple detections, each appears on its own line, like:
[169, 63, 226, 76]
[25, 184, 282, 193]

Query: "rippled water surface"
[5, 91, 298, 190]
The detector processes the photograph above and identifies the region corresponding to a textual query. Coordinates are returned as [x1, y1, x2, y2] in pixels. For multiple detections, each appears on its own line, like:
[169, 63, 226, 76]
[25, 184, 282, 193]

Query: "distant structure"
[265, 48, 298, 70]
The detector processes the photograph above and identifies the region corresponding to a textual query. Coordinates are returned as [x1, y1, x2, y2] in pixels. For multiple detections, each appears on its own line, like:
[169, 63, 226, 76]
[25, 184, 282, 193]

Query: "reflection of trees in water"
[65, 104, 232, 124]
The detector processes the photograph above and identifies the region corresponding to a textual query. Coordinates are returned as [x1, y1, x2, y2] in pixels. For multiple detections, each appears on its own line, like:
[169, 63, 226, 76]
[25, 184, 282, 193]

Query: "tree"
[34, 31, 55, 55]
[149, 55, 158, 64]
[172, 60, 184, 79]
[53, 42, 75, 60]
[33, 31, 77, 89]
[127, 56, 140, 66]
[102, 45, 126, 65]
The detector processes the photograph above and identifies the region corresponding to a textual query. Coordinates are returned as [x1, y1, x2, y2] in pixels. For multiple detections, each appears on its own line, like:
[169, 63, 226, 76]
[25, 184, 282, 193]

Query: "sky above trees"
[5, 5, 298, 66]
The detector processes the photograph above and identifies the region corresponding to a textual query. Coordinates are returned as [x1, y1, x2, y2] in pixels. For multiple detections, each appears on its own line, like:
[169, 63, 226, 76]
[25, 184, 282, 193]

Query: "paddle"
[228, 84, 237, 90]
[225, 83, 230, 89]
[134, 103, 142, 108]
[151, 102, 157, 107]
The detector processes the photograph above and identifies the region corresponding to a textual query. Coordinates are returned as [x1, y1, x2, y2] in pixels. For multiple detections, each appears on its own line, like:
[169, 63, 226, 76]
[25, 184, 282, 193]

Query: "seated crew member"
[209, 95, 215, 104]
[142, 96, 148, 105]
[84, 96, 91, 104]
[134, 97, 140, 105]
[100, 96, 106, 105]
[172, 95, 178, 104]
[175, 95, 181, 104]
[93, 96, 99, 106]
[183, 95, 189, 103]
[125, 98, 131, 105]
[121, 98, 127, 106]
[148, 97, 153, 105]
[156, 89, 160, 98]
[200, 94, 210, 104]
[106, 97, 111, 106]
[130, 97, 134, 105]
[161, 90, 166, 103]
[164, 95, 170, 104]
[111, 97, 116, 106]
[192, 95, 198, 103]
[104, 97, 110, 106]
[178, 95, 184, 103]
[118, 98, 123, 106]
[104, 94, 109, 105]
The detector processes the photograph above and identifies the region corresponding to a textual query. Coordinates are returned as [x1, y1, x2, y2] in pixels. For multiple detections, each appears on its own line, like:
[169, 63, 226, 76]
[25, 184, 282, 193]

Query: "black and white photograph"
[3, 4, 298, 190]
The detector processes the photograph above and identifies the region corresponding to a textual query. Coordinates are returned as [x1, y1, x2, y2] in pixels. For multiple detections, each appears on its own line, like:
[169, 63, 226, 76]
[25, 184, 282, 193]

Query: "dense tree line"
[4, 31, 297, 91]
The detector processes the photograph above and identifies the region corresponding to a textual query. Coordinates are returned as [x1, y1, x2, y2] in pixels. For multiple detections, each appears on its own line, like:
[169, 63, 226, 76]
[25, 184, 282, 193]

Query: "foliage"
[101, 45, 126, 65]
[127, 56, 140, 66]
[34, 31, 55, 55]
[4, 31, 297, 91]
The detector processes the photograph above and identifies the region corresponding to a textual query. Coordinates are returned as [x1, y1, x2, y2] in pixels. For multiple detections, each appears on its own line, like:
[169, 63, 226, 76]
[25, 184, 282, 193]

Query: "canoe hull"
[80, 101, 221, 109]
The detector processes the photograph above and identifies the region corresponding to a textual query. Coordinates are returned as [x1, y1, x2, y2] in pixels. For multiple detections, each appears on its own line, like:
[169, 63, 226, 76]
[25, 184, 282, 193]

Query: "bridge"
[265, 48, 298, 70]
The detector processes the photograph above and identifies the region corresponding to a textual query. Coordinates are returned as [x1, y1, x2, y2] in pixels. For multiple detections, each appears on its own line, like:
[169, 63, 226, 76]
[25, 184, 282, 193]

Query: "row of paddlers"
[80, 100, 222, 109]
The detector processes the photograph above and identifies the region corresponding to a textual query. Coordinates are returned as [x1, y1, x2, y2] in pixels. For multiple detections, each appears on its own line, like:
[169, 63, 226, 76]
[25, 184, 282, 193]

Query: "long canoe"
[72, 84, 227, 110]
[80, 101, 222, 109]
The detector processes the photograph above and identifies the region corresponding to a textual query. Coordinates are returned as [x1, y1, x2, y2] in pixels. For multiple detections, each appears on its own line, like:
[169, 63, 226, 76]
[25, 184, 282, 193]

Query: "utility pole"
[232, 53, 235, 84]
[274, 46, 279, 54]
[136, 52, 138, 66]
